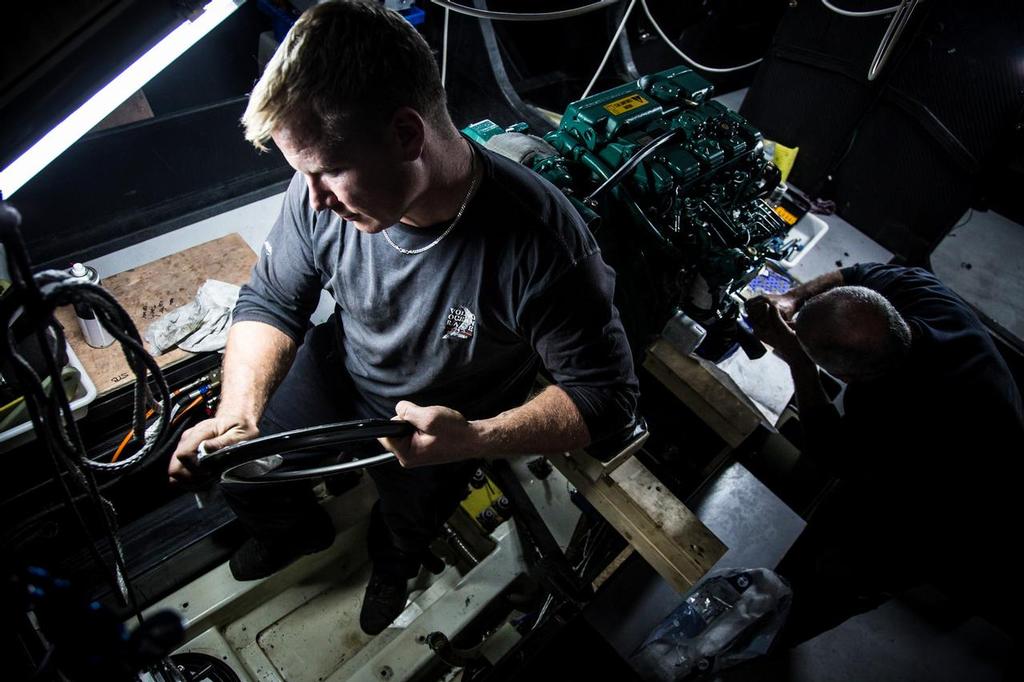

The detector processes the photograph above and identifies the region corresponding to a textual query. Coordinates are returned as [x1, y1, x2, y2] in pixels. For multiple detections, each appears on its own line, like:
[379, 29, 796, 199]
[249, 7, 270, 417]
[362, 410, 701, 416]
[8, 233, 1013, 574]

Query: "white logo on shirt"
[263, 241, 273, 258]
[443, 306, 476, 340]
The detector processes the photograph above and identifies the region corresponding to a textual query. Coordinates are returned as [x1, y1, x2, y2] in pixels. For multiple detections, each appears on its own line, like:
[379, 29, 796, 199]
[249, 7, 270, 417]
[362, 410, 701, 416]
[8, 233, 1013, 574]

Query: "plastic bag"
[630, 567, 792, 680]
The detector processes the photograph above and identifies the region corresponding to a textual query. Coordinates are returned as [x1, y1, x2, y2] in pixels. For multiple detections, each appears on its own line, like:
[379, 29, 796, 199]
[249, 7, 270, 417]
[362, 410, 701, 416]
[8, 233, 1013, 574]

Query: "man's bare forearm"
[381, 386, 593, 467]
[472, 385, 590, 457]
[169, 321, 297, 480]
[217, 320, 298, 424]
[788, 269, 845, 309]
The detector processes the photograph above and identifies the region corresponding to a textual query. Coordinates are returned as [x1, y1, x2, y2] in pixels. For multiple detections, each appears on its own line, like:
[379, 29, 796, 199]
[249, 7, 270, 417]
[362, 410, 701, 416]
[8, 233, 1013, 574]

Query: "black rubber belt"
[196, 419, 414, 484]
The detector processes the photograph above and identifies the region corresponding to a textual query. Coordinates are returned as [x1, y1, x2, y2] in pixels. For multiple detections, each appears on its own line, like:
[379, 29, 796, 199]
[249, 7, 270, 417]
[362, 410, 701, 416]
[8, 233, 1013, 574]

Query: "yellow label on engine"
[774, 205, 799, 225]
[604, 94, 649, 116]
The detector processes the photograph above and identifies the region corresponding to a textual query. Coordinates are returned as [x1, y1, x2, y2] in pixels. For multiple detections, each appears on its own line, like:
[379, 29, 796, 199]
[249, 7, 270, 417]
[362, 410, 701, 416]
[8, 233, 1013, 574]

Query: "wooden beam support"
[551, 445, 726, 593]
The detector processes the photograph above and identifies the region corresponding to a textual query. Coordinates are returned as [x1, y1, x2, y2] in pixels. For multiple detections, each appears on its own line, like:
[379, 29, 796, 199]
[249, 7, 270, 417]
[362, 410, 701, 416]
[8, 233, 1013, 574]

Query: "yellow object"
[773, 205, 799, 225]
[768, 140, 799, 183]
[0, 366, 80, 432]
[0, 395, 25, 417]
[603, 93, 649, 116]
[460, 473, 505, 528]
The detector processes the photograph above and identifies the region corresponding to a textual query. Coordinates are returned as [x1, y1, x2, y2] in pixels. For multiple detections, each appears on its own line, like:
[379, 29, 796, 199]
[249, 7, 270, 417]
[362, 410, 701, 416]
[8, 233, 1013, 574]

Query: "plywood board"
[53, 233, 256, 396]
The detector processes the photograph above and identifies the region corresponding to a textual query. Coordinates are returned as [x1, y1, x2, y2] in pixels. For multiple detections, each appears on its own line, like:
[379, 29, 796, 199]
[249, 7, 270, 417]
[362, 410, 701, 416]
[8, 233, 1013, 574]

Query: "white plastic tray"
[0, 344, 98, 453]
[780, 212, 829, 268]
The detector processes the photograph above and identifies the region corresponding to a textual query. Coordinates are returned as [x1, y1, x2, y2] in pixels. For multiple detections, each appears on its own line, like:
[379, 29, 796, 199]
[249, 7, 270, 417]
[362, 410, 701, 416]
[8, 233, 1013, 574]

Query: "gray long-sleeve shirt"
[233, 143, 638, 439]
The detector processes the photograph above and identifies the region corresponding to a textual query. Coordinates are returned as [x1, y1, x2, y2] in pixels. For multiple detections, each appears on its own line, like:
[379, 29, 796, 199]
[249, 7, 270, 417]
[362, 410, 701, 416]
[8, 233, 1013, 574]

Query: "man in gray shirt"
[169, 1, 637, 635]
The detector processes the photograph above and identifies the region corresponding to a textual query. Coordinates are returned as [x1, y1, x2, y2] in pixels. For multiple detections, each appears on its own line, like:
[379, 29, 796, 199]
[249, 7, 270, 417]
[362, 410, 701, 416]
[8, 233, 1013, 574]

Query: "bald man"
[748, 263, 1023, 639]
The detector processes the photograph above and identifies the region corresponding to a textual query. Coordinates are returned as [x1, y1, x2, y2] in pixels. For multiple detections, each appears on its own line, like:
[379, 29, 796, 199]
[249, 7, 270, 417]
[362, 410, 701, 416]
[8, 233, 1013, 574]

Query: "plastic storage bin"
[780, 212, 829, 268]
[0, 344, 98, 453]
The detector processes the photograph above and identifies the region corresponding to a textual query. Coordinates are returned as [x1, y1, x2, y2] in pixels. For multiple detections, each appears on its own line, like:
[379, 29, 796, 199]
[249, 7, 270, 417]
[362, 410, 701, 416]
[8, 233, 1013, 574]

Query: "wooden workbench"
[54, 233, 256, 397]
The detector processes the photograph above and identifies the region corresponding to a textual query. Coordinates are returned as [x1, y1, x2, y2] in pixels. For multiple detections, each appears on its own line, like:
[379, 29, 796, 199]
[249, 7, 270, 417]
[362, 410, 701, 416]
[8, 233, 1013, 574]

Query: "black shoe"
[359, 572, 409, 635]
[229, 514, 334, 581]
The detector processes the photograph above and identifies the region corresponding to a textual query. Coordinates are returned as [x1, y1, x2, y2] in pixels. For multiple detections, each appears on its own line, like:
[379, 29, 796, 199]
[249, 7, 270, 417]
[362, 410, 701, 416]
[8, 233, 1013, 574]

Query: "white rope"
[429, 0, 623, 22]
[441, 7, 450, 86]
[581, 0, 639, 100]
[820, 0, 900, 18]
[640, 0, 762, 74]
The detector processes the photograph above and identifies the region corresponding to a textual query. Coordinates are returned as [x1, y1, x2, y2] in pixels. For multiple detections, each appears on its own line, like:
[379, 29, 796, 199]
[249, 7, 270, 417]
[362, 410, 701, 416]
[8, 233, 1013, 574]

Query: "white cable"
[640, 0, 762, 74]
[581, 0, 638, 100]
[441, 6, 450, 86]
[819, 0, 900, 18]
[429, 0, 623, 22]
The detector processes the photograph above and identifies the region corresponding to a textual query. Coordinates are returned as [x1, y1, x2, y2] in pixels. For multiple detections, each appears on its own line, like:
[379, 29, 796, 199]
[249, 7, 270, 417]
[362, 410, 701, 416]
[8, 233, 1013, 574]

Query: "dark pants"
[222, 320, 476, 579]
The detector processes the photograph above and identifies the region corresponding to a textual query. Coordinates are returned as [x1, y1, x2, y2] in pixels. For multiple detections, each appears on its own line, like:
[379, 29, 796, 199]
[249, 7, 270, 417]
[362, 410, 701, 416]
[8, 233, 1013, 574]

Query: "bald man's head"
[794, 286, 912, 383]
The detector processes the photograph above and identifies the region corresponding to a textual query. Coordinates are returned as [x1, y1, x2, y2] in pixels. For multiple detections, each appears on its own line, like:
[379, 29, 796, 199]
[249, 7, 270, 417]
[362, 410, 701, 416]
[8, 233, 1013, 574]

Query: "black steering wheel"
[196, 419, 415, 484]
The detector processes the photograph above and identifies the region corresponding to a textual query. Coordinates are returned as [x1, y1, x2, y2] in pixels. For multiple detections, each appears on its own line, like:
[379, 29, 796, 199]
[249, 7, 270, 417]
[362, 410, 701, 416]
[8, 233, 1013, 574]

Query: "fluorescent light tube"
[0, 0, 245, 199]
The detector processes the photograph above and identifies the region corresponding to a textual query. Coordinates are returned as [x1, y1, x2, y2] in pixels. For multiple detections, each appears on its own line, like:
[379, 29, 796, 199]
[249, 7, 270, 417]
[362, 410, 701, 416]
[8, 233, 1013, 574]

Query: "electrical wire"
[38, 275, 172, 473]
[0, 313, 137, 615]
[581, 0, 638, 100]
[0, 205, 178, 623]
[818, 1, 915, 83]
[4, 336, 137, 618]
[171, 395, 205, 427]
[3, 409, 204, 561]
[429, 0, 623, 22]
[866, 0, 920, 81]
[531, 594, 555, 632]
[441, 7, 451, 86]
[110, 396, 202, 462]
[639, 0, 762, 73]
[110, 428, 136, 463]
[0, 394, 26, 415]
[819, 0, 900, 18]
[110, 376, 217, 462]
[583, 126, 686, 205]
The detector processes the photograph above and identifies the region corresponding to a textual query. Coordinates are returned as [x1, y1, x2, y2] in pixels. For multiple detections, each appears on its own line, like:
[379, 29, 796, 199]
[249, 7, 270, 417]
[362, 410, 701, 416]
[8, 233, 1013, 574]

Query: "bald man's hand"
[755, 292, 799, 322]
[746, 297, 809, 366]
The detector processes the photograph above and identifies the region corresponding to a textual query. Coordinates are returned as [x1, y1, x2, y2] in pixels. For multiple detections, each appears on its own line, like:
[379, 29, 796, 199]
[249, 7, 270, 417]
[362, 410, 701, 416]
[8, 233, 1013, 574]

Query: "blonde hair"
[242, 0, 448, 151]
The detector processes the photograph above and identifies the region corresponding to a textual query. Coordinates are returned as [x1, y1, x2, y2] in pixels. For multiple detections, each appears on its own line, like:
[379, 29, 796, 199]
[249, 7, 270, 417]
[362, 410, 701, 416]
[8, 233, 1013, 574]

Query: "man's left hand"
[379, 400, 481, 467]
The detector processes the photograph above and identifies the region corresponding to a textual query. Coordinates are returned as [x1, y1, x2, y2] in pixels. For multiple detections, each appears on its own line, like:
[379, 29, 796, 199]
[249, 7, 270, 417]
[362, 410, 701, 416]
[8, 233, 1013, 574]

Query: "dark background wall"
[739, 0, 1024, 263]
[3, 1, 293, 268]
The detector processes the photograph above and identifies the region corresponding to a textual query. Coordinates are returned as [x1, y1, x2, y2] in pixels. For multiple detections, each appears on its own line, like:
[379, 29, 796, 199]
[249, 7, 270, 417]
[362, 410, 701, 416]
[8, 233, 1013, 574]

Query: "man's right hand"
[751, 292, 799, 322]
[168, 415, 259, 486]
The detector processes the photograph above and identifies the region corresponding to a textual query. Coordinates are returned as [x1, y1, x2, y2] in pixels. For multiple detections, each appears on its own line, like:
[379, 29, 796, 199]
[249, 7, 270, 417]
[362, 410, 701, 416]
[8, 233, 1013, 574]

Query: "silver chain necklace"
[382, 147, 479, 255]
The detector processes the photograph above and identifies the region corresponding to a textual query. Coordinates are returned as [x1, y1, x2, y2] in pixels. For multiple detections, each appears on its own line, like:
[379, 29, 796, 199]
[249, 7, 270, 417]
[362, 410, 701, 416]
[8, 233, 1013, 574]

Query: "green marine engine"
[465, 66, 792, 360]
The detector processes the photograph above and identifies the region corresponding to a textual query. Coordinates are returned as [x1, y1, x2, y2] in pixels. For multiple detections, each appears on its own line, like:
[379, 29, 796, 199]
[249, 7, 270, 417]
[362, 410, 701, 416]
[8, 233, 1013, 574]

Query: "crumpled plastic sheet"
[144, 279, 240, 354]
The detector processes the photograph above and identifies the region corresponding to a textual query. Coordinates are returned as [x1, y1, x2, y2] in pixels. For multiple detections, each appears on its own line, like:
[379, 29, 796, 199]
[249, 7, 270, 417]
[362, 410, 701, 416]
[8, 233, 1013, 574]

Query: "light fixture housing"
[0, 0, 245, 199]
